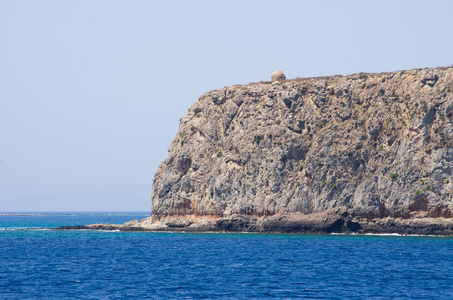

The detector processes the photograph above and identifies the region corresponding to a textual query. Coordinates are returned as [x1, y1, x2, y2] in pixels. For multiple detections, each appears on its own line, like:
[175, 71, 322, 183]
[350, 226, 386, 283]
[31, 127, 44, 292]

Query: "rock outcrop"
[78, 66, 449, 235]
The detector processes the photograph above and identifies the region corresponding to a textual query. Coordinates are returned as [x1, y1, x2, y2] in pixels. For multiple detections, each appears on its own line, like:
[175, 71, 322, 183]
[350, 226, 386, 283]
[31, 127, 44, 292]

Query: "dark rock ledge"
[54, 209, 453, 236]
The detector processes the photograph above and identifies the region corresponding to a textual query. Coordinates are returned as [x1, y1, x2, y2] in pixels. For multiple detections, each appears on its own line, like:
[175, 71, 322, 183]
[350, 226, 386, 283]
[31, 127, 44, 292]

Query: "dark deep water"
[1, 213, 453, 299]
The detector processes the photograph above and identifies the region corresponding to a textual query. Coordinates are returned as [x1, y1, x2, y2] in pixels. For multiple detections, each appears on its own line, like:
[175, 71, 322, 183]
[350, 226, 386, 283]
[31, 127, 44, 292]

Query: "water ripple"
[0, 220, 453, 299]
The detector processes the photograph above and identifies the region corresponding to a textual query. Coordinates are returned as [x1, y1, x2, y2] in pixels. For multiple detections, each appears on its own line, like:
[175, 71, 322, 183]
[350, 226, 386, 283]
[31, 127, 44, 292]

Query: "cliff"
[142, 67, 453, 234]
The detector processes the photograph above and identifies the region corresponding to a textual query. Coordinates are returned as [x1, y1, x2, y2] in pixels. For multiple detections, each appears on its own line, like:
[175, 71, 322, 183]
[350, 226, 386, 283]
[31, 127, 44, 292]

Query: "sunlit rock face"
[151, 67, 453, 223]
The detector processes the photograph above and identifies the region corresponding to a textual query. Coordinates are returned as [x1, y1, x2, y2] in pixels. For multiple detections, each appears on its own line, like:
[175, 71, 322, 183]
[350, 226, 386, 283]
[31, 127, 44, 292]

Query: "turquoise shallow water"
[1, 213, 453, 299]
[0, 211, 149, 229]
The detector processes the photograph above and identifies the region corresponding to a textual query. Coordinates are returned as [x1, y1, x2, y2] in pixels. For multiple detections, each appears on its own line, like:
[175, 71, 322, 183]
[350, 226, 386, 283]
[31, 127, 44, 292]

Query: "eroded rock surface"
[61, 67, 444, 234]
[150, 67, 453, 229]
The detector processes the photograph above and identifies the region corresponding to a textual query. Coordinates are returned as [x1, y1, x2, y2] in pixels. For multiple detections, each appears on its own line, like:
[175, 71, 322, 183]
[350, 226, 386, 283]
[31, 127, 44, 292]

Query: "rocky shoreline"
[61, 67, 453, 237]
[149, 67, 453, 232]
[55, 209, 453, 236]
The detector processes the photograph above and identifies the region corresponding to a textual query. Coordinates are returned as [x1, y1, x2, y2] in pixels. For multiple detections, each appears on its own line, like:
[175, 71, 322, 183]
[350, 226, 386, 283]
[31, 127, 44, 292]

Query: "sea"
[1, 212, 452, 299]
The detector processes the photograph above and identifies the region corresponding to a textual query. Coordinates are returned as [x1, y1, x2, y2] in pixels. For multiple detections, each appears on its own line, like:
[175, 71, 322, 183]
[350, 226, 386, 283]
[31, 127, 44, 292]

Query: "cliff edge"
[144, 67, 453, 234]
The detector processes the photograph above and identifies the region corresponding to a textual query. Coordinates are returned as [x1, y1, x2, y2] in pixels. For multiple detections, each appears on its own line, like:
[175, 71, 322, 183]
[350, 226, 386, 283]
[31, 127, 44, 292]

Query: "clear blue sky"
[1, 0, 452, 212]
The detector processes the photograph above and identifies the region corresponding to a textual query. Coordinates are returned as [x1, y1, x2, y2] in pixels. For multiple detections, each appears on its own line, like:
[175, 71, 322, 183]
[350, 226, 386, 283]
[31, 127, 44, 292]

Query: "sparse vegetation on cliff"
[148, 66, 453, 233]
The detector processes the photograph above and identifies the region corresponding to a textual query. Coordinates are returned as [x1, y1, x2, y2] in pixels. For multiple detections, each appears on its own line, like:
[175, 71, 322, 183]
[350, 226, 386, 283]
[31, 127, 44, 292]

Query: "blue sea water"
[1, 213, 453, 299]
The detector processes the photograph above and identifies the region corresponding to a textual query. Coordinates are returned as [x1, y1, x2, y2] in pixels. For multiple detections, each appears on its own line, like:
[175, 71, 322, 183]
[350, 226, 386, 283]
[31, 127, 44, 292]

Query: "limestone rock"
[124, 219, 139, 227]
[151, 66, 453, 231]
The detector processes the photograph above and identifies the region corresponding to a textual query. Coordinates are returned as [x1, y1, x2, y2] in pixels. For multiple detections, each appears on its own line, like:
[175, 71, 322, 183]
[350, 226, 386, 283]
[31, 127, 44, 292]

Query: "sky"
[0, 0, 452, 212]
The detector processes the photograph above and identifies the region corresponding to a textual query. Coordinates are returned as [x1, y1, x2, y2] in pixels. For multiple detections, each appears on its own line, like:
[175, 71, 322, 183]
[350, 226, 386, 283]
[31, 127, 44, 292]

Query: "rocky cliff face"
[150, 67, 453, 231]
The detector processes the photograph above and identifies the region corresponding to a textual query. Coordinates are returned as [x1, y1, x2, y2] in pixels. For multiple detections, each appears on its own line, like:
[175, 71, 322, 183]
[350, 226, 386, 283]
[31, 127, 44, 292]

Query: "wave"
[331, 232, 446, 238]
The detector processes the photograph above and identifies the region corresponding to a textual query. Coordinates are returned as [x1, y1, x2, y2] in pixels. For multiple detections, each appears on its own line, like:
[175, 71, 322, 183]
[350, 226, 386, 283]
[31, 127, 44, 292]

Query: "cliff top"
[145, 66, 453, 234]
